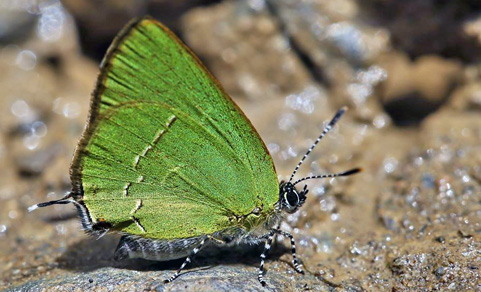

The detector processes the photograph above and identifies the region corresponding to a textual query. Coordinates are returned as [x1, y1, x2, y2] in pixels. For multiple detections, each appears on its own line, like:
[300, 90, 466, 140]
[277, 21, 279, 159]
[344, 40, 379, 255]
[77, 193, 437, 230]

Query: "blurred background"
[1, 0, 481, 290]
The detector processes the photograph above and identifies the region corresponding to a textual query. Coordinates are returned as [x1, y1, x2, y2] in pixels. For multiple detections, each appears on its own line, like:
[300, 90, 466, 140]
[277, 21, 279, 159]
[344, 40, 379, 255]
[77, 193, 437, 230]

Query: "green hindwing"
[70, 17, 279, 240]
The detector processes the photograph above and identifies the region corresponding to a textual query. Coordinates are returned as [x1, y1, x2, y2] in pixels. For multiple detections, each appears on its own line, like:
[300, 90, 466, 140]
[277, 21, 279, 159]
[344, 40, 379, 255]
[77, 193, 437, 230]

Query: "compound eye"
[285, 190, 299, 207]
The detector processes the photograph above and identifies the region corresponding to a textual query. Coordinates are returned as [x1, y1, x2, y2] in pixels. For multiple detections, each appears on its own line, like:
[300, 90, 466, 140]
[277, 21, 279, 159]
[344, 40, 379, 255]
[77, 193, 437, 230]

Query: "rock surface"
[1, 1, 481, 291]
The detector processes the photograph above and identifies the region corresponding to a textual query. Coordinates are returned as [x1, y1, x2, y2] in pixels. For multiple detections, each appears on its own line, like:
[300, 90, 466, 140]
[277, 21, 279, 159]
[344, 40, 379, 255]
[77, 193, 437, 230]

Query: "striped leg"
[258, 230, 276, 286]
[277, 230, 304, 274]
[164, 237, 207, 283]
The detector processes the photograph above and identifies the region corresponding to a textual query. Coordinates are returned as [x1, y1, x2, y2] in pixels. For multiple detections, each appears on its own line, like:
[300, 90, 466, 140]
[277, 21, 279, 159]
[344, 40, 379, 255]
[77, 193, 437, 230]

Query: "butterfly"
[29, 16, 361, 286]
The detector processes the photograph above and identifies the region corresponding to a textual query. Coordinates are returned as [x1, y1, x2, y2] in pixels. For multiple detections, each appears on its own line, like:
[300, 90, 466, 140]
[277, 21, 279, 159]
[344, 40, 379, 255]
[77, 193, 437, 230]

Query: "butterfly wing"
[70, 17, 279, 239]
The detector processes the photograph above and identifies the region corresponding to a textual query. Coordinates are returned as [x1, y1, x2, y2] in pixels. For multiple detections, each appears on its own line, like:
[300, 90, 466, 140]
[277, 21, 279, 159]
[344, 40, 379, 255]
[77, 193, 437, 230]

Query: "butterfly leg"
[276, 229, 304, 274]
[258, 229, 276, 286]
[164, 236, 208, 283]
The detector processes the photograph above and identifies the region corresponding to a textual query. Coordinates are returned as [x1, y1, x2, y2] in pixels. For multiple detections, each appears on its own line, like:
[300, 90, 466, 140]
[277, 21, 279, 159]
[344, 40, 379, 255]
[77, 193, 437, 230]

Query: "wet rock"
[63, 0, 224, 61]
[389, 236, 481, 291]
[464, 13, 481, 47]
[62, 0, 148, 61]
[262, 0, 391, 123]
[447, 81, 481, 112]
[378, 52, 462, 126]
[182, 1, 313, 101]
[361, 0, 481, 62]
[0, 3, 36, 43]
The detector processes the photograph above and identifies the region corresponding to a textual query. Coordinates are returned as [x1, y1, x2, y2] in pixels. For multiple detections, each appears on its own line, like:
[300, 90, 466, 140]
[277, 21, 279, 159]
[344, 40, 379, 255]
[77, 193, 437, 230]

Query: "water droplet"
[285, 86, 322, 114]
[356, 66, 387, 85]
[299, 238, 309, 247]
[373, 114, 388, 129]
[383, 157, 398, 174]
[327, 22, 366, 61]
[37, 0, 66, 42]
[31, 121, 47, 137]
[8, 210, 18, 219]
[278, 112, 297, 131]
[62, 101, 81, 119]
[247, 0, 265, 11]
[15, 50, 37, 71]
[350, 244, 362, 255]
[329, 154, 338, 164]
[347, 83, 372, 105]
[11, 99, 34, 121]
[23, 134, 40, 150]
[286, 146, 298, 158]
[331, 213, 340, 221]
[414, 156, 423, 166]
[319, 196, 336, 212]
[313, 185, 326, 197]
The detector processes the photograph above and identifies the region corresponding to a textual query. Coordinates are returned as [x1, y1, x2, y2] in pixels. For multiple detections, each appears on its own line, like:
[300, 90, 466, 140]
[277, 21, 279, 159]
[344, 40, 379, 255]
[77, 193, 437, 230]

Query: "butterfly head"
[279, 182, 308, 214]
[278, 107, 361, 214]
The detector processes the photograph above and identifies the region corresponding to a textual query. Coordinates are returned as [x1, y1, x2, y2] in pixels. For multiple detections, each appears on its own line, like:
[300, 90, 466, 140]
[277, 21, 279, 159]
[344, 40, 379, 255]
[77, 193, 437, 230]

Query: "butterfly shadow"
[56, 234, 291, 273]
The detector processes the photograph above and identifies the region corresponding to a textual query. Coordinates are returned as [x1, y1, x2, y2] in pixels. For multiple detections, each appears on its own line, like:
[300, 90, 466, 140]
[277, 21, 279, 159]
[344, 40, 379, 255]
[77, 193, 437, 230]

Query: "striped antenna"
[288, 107, 348, 183]
[293, 168, 362, 186]
[28, 192, 73, 212]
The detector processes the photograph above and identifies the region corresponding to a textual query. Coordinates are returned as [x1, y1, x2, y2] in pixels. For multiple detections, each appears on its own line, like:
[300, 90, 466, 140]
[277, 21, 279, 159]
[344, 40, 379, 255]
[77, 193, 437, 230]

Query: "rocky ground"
[1, 0, 481, 291]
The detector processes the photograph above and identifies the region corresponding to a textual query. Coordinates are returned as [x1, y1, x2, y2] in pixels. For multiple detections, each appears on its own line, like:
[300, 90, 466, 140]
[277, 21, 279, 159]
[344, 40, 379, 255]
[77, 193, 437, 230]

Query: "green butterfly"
[30, 16, 360, 286]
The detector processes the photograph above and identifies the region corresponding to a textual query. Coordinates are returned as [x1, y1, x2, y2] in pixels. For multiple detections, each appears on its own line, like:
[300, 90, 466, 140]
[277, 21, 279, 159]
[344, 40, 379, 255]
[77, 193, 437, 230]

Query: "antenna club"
[28, 204, 39, 212]
[342, 167, 362, 176]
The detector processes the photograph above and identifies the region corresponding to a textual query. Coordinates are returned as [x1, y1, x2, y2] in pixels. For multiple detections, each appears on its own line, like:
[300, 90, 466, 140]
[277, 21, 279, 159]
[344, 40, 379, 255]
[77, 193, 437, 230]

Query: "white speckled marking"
[133, 155, 140, 168]
[132, 216, 146, 233]
[123, 182, 132, 196]
[130, 199, 143, 215]
[133, 115, 177, 169]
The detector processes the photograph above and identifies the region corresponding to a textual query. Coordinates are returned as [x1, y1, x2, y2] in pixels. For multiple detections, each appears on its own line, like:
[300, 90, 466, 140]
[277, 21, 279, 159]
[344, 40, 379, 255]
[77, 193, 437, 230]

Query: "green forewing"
[70, 17, 279, 239]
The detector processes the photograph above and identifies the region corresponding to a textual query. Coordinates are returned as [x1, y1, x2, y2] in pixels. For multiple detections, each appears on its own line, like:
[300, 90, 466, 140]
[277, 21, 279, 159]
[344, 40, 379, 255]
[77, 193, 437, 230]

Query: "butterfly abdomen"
[114, 235, 205, 261]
